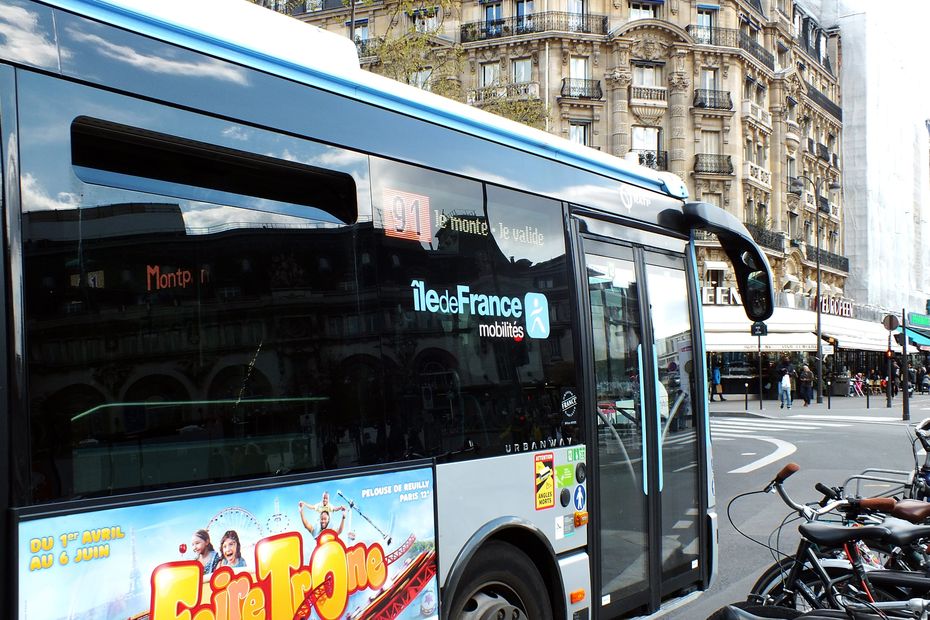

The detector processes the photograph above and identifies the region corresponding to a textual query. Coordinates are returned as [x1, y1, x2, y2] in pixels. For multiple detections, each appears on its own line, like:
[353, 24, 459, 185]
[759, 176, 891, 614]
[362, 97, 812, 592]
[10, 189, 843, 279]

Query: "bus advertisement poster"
[17, 466, 437, 620]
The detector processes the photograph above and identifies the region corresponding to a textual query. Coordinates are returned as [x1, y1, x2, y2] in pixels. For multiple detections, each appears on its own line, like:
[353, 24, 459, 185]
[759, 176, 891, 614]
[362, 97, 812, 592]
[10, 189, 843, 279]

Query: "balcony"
[743, 161, 772, 189]
[785, 119, 801, 146]
[806, 82, 842, 121]
[744, 221, 785, 253]
[631, 86, 667, 102]
[687, 25, 738, 47]
[693, 89, 733, 110]
[561, 78, 602, 99]
[806, 246, 849, 272]
[631, 149, 668, 171]
[355, 38, 381, 58]
[467, 81, 540, 104]
[694, 154, 734, 175]
[461, 11, 608, 42]
[686, 26, 774, 68]
[742, 100, 772, 129]
[817, 142, 830, 161]
[738, 32, 775, 69]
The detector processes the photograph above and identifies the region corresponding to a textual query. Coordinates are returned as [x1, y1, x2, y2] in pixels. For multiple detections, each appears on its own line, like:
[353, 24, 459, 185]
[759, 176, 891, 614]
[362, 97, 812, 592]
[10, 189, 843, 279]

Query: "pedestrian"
[798, 365, 814, 406]
[779, 368, 794, 409]
[710, 364, 726, 401]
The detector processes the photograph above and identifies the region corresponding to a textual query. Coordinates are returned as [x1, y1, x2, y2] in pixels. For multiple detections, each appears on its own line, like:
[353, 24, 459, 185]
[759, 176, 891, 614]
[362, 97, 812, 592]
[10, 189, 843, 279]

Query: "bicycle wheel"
[748, 557, 840, 612]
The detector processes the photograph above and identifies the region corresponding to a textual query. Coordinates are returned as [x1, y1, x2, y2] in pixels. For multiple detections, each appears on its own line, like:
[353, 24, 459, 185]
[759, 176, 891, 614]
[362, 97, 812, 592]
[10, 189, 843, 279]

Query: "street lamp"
[790, 175, 842, 404]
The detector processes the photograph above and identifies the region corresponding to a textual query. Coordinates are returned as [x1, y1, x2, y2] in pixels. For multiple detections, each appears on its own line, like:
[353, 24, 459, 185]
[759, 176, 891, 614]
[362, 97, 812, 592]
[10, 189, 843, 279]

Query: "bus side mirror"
[682, 202, 775, 322]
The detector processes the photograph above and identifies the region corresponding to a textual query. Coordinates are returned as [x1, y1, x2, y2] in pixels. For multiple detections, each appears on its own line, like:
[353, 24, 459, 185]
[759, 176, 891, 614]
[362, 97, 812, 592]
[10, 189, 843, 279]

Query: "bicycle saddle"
[798, 522, 890, 546]
[879, 516, 930, 545]
[893, 498, 930, 523]
[709, 604, 855, 619]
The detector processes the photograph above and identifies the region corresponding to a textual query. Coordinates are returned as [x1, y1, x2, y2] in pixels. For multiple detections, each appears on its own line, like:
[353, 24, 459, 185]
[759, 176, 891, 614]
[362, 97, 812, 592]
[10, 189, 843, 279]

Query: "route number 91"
[383, 188, 431, 243]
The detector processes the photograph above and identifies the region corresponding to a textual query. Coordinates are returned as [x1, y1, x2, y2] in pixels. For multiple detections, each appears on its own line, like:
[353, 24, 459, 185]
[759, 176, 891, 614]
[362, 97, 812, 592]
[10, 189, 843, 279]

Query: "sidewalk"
[708, 390, 930, 422]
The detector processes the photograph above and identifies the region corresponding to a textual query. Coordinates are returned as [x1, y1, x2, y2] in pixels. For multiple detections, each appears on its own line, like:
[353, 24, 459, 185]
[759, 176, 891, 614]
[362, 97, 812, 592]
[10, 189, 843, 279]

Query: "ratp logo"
[524, 293, 550, 339]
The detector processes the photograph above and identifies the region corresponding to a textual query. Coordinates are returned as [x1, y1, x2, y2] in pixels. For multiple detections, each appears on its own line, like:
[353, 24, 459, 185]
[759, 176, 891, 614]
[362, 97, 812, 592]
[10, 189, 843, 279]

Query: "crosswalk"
[711, 417, 852, 473]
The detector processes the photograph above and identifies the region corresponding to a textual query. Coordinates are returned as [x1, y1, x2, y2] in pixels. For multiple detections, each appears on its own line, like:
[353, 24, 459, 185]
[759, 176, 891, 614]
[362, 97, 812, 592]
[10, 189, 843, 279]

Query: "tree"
[250, 0, 549, 130]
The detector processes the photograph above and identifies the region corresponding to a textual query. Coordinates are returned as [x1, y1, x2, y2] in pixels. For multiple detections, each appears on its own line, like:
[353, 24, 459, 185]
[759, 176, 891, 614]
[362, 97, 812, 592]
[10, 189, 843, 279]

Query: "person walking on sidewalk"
[798, 365, 814, 406]
[779, 367, 795, 409]
[710, 365, 726, 401]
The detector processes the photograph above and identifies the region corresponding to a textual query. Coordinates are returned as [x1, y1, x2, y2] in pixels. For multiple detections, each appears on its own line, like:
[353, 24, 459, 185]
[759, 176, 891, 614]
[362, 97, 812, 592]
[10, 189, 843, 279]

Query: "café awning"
[704, 330, 818, 352]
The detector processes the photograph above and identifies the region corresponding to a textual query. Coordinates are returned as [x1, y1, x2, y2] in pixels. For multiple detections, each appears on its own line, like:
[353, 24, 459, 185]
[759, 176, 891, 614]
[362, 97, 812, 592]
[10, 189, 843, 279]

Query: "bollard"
[827, 381, 831, 410]
[866, 385, 870, 409]
[745, 382, 749, 410]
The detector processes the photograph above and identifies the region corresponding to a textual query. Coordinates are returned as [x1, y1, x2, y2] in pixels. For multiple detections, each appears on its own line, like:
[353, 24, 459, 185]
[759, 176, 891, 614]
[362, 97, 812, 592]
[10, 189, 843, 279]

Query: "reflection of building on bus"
[25, 189, 577, 500]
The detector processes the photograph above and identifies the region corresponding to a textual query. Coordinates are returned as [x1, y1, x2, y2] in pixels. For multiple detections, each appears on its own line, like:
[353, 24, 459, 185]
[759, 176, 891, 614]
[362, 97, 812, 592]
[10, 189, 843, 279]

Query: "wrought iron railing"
[355, 38, 382, 58]
[744, 221, 786, 253]
[693, 89, 733, 110]
[631, 149, 668, 171]
[806, 246, 849, 272]
[461, 11, 608, 42]
[687, 25, 738, 47]
[467, 81, 540, 104]
[686, 26, 773, 68]
[560, 78, 602, 99]
[817, 142, 830, 161]
[738, 32, 775, 69]
[806, 82, 842, 121]
[694, 154, 734, 175]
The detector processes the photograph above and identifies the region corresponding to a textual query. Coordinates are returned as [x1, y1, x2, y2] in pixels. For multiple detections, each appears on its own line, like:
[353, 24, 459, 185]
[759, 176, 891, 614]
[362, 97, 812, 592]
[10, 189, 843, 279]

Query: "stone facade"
[289, 0, 845, 304]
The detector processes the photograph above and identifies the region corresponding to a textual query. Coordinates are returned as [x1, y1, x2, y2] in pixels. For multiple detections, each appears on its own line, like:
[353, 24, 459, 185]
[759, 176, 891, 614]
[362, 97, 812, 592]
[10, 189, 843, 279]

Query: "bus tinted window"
[372, 158, 579, 460]
[20, 74, 374, 502]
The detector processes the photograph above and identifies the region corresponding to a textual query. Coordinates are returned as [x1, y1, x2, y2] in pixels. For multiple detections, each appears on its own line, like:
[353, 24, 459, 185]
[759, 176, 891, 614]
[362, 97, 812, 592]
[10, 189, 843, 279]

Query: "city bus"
[0, 1, 774, 618]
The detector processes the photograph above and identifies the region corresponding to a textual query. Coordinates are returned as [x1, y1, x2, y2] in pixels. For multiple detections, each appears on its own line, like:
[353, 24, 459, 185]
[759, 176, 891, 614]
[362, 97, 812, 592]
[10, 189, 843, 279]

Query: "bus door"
[581, 237, 702, 617]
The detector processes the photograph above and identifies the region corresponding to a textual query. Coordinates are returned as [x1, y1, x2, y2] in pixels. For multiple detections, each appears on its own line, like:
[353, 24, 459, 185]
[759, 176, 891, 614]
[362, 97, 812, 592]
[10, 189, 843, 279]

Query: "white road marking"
[741, 452, 757, 456]
[790, 415, 899, 422]
[672, 520, 692, 529]
[727, 436, 797, 473]
[673, 463, 697, 472]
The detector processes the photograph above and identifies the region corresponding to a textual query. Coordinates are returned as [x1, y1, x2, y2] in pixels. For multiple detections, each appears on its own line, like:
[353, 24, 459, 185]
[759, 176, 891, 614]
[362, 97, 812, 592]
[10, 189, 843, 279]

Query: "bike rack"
[843, 468, 912, 498]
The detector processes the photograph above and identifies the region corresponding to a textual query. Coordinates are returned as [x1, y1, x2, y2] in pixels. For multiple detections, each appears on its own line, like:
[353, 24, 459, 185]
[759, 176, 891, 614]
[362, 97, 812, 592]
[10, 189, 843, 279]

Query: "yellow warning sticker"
[535, 452, 555, 510]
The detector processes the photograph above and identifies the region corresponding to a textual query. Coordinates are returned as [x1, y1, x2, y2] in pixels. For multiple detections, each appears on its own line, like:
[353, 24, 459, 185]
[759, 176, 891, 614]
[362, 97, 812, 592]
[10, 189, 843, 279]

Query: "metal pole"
[887, 331, 893, 409]
[349, 0, 357, 44]
[866, 381, 870, 409]
[758, 335, 763, 411]
[745, 382, 749, 410]
[903, 307, 911, 421]
[827, 381, 831, 409]
[815, 187, 824, 404]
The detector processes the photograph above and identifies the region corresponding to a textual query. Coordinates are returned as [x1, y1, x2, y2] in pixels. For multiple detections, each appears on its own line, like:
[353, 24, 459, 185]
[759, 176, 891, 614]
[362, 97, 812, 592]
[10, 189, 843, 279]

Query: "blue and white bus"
[0, 1, 773, 618]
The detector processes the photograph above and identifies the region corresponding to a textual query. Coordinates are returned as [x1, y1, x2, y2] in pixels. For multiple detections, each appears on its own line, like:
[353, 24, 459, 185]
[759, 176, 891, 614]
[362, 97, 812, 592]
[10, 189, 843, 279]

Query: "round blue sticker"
[573, 485, 586, 511]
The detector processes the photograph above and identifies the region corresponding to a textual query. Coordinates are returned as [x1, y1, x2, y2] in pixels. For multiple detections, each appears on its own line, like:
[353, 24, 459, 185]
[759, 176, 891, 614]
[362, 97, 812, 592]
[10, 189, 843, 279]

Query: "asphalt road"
[664, 395, 927, 619]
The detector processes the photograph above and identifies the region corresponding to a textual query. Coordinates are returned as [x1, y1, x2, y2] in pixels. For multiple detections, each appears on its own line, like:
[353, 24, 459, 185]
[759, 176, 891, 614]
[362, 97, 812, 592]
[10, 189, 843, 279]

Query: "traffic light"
[886, 348, 894, 359]
[894, 332, 907, 346]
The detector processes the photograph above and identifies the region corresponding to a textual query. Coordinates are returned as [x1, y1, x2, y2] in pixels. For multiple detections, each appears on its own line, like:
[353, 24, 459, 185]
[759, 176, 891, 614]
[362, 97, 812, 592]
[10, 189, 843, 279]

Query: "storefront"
[701, 285, 903, 398]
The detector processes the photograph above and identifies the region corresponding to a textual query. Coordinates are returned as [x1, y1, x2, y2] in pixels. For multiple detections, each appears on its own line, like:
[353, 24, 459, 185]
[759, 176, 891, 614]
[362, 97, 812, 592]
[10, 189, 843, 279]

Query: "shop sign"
[818, 295, 853, 318]
[701, 286, 743, 306]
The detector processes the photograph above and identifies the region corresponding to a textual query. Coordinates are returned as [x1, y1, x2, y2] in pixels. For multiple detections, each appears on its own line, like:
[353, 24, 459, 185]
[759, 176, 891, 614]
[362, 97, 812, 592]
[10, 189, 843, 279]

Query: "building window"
[512, 58, 532, 83]
[630, 1, 656, 20]
[632, 63, 659, 86]
[412, 7, 439, 33]
[702, 130, 720, 154]
[348, 20, 368, 42]
[743, 78, 754, 100]
[569, 121, 590, 146]
[787, 156, 797, 187]
[804, 220, 813, 245]
[788, 211, 799, 239]
[411, 68, 431, 90]
[755, 84, 766, 106]
[485, 2, 502, 35]
[480, 61, 500, 87]
[786, 99, 797, 122]
[700, 67, 718, 91]
[570, 56, 589, 80]
[756, 143, 767, 167]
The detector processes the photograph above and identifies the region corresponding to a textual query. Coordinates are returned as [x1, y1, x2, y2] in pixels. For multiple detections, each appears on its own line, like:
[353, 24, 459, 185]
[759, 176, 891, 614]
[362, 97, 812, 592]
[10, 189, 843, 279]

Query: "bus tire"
[447, 540, 553, 620]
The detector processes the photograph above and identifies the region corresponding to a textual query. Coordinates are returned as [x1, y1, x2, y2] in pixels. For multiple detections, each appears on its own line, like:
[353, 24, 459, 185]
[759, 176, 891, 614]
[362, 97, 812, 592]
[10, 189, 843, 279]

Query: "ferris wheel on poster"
[207, 506, 264, 567]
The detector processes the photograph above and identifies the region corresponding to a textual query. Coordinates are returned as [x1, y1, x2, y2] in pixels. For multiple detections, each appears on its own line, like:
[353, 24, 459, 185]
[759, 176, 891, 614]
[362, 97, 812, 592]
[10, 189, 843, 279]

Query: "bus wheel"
[448, 540, 553, 620]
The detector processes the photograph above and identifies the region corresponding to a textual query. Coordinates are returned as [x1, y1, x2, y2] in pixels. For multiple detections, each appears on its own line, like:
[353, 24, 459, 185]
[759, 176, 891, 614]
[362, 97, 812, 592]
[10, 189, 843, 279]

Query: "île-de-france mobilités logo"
[410, 280, 550, 339]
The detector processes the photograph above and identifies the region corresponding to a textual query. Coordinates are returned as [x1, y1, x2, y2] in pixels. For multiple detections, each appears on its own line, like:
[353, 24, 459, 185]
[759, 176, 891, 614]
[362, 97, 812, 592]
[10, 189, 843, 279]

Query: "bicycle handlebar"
[767, 463, 897, 521]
